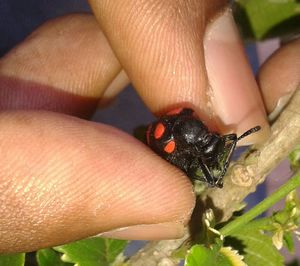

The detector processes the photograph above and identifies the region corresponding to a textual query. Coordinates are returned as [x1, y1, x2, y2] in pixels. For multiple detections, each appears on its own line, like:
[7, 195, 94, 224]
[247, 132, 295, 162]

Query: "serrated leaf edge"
[220, 246, 247, 266]
[60, 253, 73, 263]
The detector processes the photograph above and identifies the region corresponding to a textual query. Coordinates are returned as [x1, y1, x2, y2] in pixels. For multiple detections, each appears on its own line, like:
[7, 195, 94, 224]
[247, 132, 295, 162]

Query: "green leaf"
[185, 245, 227, 266]
[289, 145, 300, 172]
[54, 238, 127, 266]
[36, 249, 71, 266]
[229, 228, 284, 266]
[0, 253, 25, 266]
[234, 0, 300, 40]
[185, 244, 245, 266]
[283, 232, 294, 253]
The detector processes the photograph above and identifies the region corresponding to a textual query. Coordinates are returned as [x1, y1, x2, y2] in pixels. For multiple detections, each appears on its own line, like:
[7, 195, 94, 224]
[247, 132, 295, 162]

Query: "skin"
[0, 0, 299, 253]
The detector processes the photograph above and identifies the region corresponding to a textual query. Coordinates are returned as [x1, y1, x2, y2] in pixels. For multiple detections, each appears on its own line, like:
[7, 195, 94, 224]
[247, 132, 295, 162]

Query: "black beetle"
[146, 108, 260, 188]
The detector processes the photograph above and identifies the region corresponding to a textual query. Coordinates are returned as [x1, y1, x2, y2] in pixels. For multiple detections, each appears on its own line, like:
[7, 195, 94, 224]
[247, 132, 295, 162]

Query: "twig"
[220, 171, 300, 236]
[127, 90, 300, 265]
[203, 89, 300, 221]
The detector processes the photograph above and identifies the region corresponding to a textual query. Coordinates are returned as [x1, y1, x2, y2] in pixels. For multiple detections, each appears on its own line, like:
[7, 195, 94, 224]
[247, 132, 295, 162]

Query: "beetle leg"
[189, 157, 216, 187]
[222, 133, 237, 142]
[215, 134, 238, 186]
[199, 158, 216, 187]
[222, 135, 237, 166]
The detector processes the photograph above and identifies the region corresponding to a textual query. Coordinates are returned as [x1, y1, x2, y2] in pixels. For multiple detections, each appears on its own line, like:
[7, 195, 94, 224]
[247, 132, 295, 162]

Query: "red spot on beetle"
[164, 140, 176, 153]
[154, 123, 165, 139]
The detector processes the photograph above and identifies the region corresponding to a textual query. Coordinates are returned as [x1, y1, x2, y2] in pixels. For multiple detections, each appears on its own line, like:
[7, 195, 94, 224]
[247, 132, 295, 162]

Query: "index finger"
[89, 0, 270, 144]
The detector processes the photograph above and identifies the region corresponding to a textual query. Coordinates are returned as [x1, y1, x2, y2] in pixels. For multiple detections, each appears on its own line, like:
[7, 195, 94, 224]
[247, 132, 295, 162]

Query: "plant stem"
[220, 172, 300, 236]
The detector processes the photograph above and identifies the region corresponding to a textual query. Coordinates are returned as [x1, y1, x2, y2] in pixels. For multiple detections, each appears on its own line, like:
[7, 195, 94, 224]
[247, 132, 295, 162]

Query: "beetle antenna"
[237, 126, 261, 141]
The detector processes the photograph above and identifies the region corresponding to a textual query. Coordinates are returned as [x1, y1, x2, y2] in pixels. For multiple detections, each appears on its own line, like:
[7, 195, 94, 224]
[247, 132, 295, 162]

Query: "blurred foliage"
[233, 0, 300, 40]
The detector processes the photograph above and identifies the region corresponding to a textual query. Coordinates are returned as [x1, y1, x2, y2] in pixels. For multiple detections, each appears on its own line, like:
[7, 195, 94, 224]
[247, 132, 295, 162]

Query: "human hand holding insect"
[0, 0, 299, 254]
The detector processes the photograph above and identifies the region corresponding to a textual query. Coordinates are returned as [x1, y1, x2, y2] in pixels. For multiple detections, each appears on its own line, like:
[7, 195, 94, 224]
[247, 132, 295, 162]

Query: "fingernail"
[204, 9, 270, 145]
[268, 91, 295, 122]
[94, 222, 185, 240]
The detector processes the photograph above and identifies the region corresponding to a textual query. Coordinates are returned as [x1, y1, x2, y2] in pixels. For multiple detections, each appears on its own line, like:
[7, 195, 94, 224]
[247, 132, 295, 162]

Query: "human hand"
[1, 0, 298, 253]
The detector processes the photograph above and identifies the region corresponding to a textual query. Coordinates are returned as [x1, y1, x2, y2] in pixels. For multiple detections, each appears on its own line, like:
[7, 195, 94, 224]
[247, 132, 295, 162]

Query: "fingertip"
[204, 9, 270, 143]
[258, 38, 300, 118]
[0, 111, 195, 252]
[89, 0, 213, 115]
[0, 14, 121, 116]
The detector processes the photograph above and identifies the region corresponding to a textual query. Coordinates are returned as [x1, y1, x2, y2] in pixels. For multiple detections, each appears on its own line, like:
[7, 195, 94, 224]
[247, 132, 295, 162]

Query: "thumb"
[0, 111, 194, 253]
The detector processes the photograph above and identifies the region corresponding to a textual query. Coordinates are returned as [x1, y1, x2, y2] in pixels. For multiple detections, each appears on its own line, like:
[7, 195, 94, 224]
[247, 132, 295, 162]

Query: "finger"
[98, 70, 130, 107]
[89, 1, 269, 143]
[0, 111, 194, 253]
[257, 38, 300, 121]
[0, 14, 122, 117]
[204, 9, 270, 144]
